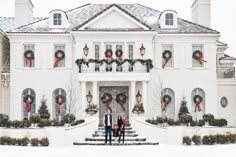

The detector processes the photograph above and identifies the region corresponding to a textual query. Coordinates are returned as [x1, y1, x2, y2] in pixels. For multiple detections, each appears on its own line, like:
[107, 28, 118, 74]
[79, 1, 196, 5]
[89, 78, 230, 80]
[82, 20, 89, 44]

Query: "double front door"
[99, 86, 129, 125]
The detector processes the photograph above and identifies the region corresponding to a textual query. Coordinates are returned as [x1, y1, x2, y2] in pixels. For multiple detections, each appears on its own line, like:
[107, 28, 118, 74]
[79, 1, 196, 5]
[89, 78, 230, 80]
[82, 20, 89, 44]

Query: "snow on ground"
[0, 144, 236, 157]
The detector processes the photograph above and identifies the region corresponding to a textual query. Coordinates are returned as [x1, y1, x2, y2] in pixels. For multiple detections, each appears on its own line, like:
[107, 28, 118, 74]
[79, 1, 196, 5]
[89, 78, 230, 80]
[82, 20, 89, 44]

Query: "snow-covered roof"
[7, 3, 219, 34]
[220, 54, 236, 61]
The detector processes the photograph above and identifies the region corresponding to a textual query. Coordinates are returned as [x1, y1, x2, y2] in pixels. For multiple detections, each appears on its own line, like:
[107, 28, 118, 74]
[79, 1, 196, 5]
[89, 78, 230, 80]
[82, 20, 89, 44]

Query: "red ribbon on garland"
[118, 100, 125, 111]
[135, 104, 141, 109]
[163, 100, 170, 111]
[57, 100, 63, 114]
[26, 56, 33, 67]
[117, 54, 122, 61]
[25, 100, 31, 113]
[162, 57, 170, 68]
[196, 56, 207, 65]
[54, 56, 62, 68]
[104, 100, 112, 112]
[106, 54, 114, 60]
[195, 101, 202, 112]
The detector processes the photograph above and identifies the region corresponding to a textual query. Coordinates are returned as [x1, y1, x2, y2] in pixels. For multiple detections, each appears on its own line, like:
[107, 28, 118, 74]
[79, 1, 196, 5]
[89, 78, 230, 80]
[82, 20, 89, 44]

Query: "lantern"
[83, 44, 89, 56]
[136, 90, 142, 104]
[86, 90, 93, 105]
[139, 43, 145, 57]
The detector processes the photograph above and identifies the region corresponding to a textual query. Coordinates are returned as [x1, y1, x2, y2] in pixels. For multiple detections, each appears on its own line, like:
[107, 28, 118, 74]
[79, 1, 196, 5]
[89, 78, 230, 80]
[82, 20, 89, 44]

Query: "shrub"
[197, 120, 205, 126]
[209, 135, 217, 145]
[40, 137, 49, 146]
[21, 137, 30, 146]
[178, 97, 189, 118]
[156, 116, 163, 124]
[30, 114, 40, 124]
[203, 114, 214, 122]
[228, 134, 236, 144]
[209, 119, 227, 127]
[183, 136, 191, 145]
[180, 114, 192, 125]
[71, 120, 85, 126]
[63, 113, 76, 124]
[0, 136, 11, 145]
[11, 138, 17, 145]
[202, 135, 210, 145]
[12, 120, 20, 128]
[38, 96, 50, 120]
[23, 120, 31, 128]
[167, 119, 175, 126]
[174, 120, 180, 125]
[192, 135, 201, 145]
[6, 120, 12, 128]
[190, 121, 197, 127]
[16, 138, 22, 146]
[215, 134, 226, 144]
[0, 114, 9, 127]
[30, 138, 39, 146]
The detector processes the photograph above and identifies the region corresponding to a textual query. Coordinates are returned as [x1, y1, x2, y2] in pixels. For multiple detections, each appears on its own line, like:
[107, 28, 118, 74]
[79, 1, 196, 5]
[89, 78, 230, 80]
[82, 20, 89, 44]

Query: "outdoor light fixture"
[139, 43, 145, 57]
[136, 90, 142, 103]
[86, 90, 93, 104]
[83, 44, 89, 56]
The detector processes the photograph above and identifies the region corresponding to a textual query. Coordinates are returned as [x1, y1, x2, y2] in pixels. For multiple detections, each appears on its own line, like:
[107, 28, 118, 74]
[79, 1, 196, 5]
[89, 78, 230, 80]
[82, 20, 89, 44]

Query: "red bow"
[163, 100, 170, 111]
[106, 54, 114, 60]
[26, 100, 31, 113]
[162, 57, 170, 68]
[54, 56, 62, 68]
[104, 100, 112, 112]
[135, 104, 141, 108]
[57, 101, 63, 114]
[118, 100, 125, 111]
[196, 56, 207, 65]
[117, 54, 122, 61]
[26, 56, 33, 67]
[195, 101, 202, 112]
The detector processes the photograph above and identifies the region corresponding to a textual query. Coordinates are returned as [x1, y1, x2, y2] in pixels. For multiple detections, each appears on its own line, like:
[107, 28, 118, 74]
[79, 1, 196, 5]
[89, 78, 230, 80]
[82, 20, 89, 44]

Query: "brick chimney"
[191, 0, 211, 28]
[15, 0, 34, 27]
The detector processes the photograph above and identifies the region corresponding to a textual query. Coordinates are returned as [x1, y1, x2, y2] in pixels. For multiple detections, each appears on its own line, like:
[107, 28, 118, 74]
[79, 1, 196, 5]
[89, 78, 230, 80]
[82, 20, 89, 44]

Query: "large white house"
[1, 0, 236, 125]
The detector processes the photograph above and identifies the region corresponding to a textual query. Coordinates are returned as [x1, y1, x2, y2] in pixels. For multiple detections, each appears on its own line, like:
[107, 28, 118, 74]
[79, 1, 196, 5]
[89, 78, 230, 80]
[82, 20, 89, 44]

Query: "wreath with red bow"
[101, 93, 113, 112]
[115, 93, 126, 111]
[55, 95, 65, 114]
[105, 49, 114, 60]
[54, 50, 65, 68]
[24, 50, 35, 67]
[192, 50, 207, 65]
[162, 95, 172, 111]
[115, 49, 123, 61]
[193, 95, 203, 112]
[162, 50, 172, 68]
[24, 95, 34, 113]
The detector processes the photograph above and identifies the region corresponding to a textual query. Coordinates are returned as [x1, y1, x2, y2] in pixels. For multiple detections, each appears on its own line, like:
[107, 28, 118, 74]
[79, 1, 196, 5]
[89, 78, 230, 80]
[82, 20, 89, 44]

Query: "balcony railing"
[75, 59, 153, 73]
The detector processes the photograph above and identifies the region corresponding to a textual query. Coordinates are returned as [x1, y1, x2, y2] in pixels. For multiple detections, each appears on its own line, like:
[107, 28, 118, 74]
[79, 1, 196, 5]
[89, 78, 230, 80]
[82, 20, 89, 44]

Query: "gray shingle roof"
[8, 3, 219, 34]
[220, 54, 236, 61]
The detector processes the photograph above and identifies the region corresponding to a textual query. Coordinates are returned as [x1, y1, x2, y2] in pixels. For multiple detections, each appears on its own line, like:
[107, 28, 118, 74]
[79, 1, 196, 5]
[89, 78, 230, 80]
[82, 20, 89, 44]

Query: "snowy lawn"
[0, 144, 236, 157]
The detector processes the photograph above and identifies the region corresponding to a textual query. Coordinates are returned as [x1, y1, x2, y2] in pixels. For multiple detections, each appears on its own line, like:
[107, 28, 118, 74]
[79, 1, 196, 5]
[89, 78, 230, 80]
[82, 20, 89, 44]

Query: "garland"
[162, 95, 172, 111]
[132, 103, 144, 114]
[115, 49, 123, 61]
[101, 93, 113, 112]
[192, 50, 207, 65]
[105, 49, 114, 60]
[162, 50, 172, 69]
[54, 50, 65, 68]
[193, 95, 202, 112]
[55, 95, 65, 114]
[24, 95, 34, 113]
[85, 104, 98, 115]
[24, 50, 35, 68]
[115, 93, 126, 111]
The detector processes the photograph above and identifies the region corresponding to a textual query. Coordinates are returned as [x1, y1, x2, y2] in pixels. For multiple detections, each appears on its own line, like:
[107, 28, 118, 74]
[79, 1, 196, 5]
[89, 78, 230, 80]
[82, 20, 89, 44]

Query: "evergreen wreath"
[192, 50, 203, 60]
[115, 93, 126, 111]
[105, 49, 113, 57]
[115, 49, 123, 57]
[24, 50, 35, 59]
[24, 95, 34, 103]
[55, 50, 65, 60]
[55, 95, 66, 104]
[101, 93, 113, 103]
[193, 95, 203, 103]
[162, 95, 172, 103]
[162, 50, 172, 59]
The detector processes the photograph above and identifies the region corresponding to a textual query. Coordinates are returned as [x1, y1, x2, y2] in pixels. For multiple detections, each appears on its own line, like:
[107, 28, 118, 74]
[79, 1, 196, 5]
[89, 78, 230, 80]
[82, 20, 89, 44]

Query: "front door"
[99, 86, 129, 125]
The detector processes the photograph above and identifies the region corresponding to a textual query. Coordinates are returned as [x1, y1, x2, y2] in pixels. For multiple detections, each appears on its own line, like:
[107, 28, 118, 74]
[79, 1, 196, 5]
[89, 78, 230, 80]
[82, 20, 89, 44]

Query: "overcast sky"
[0, 0, 235, 57]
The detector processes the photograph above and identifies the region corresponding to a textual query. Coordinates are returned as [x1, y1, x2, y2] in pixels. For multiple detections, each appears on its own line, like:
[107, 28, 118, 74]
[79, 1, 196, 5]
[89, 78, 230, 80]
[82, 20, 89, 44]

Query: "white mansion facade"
[0, 0, 236, 125]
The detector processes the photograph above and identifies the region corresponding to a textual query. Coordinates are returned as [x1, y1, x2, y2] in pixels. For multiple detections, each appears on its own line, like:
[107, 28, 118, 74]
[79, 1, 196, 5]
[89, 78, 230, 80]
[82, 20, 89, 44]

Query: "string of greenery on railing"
[75, 58, 153, 73]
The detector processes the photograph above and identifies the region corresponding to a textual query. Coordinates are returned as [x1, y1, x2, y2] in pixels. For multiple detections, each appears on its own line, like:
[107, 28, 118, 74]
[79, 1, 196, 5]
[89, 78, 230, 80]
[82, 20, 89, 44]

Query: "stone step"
[92, 133, 139, 137]
[85, 137, 146, 142]
[95, 130, 136, 134]
[98, 127, 132, 130]
[98, 124, 131, 127]
[74, 142, 159, 146]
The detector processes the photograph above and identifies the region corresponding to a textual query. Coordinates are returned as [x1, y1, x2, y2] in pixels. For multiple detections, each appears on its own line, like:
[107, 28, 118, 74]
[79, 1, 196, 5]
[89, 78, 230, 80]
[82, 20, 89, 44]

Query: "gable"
[80, 6, 149, 30]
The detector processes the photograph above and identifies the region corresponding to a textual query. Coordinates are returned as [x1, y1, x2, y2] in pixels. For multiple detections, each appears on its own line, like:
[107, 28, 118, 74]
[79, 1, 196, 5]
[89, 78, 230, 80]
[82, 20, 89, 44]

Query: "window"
[191, 88, 205, 121]
[24, 45, 35, 68]
[165, 13, 174, 25]
[192, 45, 204, 68]
[162, 88, 175, 119]
[53, 88, 66, 120]
[220, 97, 228, 108]
[54, 45, 65, 68]
[53, 13, 62, 25]
[162, 45, 173, 68]
[22, 88, 36, 119]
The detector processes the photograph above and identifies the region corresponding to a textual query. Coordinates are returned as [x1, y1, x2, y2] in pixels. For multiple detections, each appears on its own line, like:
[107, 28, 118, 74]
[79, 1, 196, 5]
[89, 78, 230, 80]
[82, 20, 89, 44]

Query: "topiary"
[180, 114, 192, 125]
[192, 135, 201, 145]
[40, 137, 49, 146]
[183, 136, 191, 145]
[190, 121, 197, 127]
[30, 138, 39, 146]
[203, 113, 214, 123]
[202, 135, 210, 145]
[38, 96, 50, 120]
[63, 113, 76, 124]
[21, 137, 29, 146]
[209, 135, 217, 145]
[167, 119, 175, 126]
[197, 119, 205, 126]
[30, 113, 40, 124]
[0, 114, 9, 127]
[178, 97, 189, 118]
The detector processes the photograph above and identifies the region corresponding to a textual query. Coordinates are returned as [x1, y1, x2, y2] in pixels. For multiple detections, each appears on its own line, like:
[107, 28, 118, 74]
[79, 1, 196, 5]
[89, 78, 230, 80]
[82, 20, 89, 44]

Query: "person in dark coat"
[118, 116, 128, 143]
[103, 109, 112, 145]
[113, 124, 119, 142]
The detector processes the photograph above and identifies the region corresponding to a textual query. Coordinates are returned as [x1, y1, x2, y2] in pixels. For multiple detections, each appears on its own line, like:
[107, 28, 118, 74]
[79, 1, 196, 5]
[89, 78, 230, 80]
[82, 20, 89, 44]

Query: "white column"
[81, 81, 86, 117]
[93, 81, 98, 105]
[142, 81, 147, 117]
[130, 81, 136, 116]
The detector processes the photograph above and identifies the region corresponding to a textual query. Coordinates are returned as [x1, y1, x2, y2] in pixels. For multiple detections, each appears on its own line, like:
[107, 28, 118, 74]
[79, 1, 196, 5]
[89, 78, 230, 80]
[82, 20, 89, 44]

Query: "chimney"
[15, 0, 34, 27]
[191, 0, 211, 28]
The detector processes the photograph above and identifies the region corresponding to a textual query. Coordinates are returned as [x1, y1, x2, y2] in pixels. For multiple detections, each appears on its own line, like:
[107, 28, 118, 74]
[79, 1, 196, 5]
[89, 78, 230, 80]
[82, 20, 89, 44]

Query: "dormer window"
[165, 13, 173, 25]
[53, 13, 62, 25]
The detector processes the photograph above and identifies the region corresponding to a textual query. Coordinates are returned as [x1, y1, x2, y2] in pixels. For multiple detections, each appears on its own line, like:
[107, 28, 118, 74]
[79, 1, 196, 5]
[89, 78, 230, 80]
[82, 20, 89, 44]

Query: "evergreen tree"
[178, 97, 189, 118]
[38, 96, 50, 119]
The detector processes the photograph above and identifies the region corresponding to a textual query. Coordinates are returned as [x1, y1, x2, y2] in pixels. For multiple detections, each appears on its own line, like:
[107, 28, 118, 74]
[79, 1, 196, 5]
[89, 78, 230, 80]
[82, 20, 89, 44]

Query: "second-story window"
[162, 44, 173, 68]
[24, 45, 35, 68]
[54, 45, 65, 68]
[192, 45, 206, 68]
[53, 13, 62, 25]
[165, 13, 174, 25]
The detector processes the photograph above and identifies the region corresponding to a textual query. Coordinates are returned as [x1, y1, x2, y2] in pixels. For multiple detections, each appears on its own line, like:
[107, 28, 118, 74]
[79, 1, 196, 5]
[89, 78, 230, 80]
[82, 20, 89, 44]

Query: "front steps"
[73, 125, 159, 146]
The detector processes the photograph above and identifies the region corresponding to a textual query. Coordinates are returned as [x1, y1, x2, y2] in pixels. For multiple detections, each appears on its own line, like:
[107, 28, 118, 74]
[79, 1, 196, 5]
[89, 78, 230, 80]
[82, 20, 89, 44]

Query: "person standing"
[103, 109, 112, 145]
[118, 116, 128, 143]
